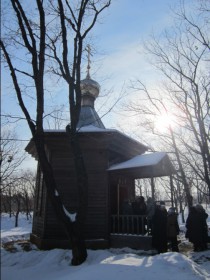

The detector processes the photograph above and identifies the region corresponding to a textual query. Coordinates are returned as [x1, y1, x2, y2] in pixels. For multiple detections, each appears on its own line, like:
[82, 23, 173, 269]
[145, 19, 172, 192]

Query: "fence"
[111, 215, 149, 235]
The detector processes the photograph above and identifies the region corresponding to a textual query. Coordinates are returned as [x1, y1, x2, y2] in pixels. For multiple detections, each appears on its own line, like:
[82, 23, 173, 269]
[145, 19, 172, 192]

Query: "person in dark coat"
[185, 204, 208, 251]
[167, 207, 180, 252]
[122, 200, 133, 215]
[152, 202, 168, 253]
[132, 196, 147, 234]
[195, 204, 208, 250]
[132, 196, 147, 215]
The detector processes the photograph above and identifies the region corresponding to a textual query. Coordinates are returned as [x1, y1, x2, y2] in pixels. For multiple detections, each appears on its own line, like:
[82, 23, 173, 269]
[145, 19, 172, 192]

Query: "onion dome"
[80, 77, 100, 106]
[80, 44, 100, 106]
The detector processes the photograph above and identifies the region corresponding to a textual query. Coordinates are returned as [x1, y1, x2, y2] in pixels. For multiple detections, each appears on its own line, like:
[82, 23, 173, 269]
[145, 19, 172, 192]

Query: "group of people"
[151, 201, 209, 254]
[122, 197, 180, 252]
[122, 196, 209, 254]
[122, 196, 147, 216]
[151, 201, 180, 253]
[122, 196, 147, 234]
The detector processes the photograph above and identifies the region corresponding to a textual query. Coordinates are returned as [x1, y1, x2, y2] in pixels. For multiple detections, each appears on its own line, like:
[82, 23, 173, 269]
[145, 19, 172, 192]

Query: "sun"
[154, 113, 175, 133]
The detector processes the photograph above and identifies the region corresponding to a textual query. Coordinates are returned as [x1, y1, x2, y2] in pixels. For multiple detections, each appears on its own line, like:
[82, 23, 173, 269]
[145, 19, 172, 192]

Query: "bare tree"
[127, 0, 209, 207]
[44, 105, 69, 129]
[11, 171, 35, 226]
[1, 169, 36, 227]
[1, 0, 111, 265]
[0, 128, 27, 193]
[19, 170, 36, 219]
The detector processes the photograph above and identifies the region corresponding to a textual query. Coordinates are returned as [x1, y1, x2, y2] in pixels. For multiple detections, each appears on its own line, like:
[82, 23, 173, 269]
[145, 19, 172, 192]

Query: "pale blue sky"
[88, 0, 186, 128]
[2, 0, 193, 170]
[93, 0, 178, 49]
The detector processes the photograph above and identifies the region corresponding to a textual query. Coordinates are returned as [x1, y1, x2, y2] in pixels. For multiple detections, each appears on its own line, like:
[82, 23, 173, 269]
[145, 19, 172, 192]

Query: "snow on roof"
[44, 129, 66, 133]
[43, 125, 114, 133]
[43, 125, 148, 149]
[108, 152, 167, 171]
[78, 126, 148, 149]
[77, 125, 114, 132]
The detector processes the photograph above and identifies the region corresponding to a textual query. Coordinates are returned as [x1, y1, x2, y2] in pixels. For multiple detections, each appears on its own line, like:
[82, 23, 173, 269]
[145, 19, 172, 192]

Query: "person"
[185, 204, 208, 251]
[132, 196, 147, 234]
[167, 207, 180, 252]
[132, 196, 147, 215]
[146, 197, 155, 235]
[122, 199, 133, 215]
[152, 201, 168, 253]
[120, 199, 133, 234]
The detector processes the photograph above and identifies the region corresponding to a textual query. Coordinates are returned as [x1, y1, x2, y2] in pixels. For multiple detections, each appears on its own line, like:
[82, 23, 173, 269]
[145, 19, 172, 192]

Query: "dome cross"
[86, 44, 92, 79]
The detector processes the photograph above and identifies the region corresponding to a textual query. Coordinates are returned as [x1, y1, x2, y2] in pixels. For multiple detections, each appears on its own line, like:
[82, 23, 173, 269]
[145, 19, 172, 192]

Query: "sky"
[1, 0, 194, 171]
[1, 209, 210, 280]
[87, 0, 183, 122]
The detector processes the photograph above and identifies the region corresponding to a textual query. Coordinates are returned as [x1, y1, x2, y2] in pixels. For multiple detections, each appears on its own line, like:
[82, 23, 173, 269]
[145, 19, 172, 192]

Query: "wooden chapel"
[26, 58, 175, 250]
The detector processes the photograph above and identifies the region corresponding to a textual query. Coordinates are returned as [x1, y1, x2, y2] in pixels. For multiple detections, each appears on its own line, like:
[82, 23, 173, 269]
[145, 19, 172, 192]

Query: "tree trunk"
[14, 195, 21, 227]
[66, 125, 88, 265]
[15, 209, 20, 227]
[9, 189, 12, 218]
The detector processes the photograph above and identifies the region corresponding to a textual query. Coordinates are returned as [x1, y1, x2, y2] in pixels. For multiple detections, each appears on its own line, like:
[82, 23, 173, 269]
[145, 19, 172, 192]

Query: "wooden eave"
[25, 129, 148, 160]
[107, 153, 176, 179]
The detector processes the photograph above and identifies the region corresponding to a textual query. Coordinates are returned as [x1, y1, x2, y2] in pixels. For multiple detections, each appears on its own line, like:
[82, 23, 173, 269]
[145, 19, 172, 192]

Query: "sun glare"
[154, 114, 175, 133]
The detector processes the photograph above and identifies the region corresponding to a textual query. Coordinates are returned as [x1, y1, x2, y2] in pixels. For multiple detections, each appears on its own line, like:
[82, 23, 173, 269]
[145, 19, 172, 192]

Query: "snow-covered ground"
[1, 210, 210, 280]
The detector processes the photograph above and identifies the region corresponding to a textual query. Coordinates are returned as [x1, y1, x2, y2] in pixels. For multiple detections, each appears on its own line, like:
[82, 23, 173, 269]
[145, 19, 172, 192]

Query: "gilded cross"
[86, 44, 92, 78]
